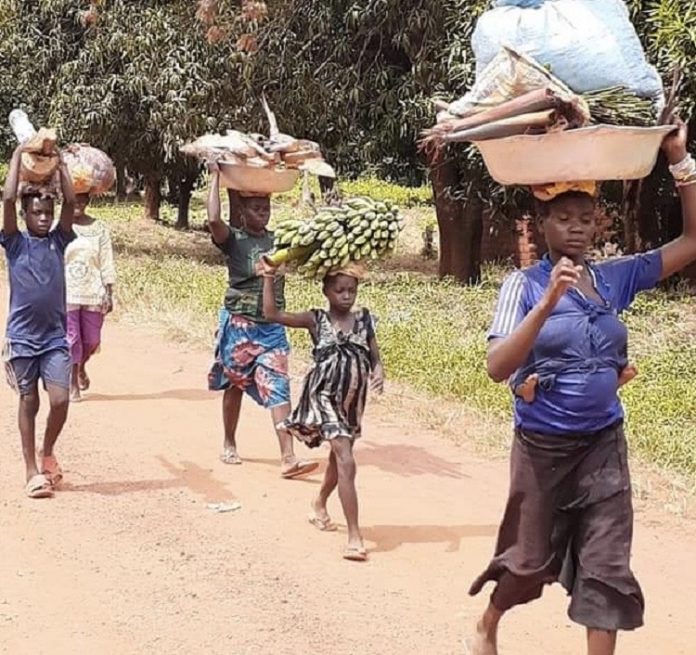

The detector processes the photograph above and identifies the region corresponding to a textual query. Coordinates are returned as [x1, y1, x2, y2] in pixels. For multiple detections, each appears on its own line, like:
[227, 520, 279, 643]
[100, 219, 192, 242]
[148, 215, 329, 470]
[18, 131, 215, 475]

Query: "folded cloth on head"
[326, 261, 367, 281]
[531, 180, 598, 201]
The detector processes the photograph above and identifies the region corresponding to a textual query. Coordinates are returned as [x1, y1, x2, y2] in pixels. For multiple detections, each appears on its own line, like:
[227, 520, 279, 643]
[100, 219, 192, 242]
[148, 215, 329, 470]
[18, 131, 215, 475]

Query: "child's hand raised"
[370, 363, 385, 395]
[256, 257, 279, 278]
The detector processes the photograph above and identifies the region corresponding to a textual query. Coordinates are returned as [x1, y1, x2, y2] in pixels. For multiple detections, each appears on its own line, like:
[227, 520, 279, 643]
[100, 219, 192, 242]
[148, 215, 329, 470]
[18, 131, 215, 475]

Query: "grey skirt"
[469, 421, 644, 631]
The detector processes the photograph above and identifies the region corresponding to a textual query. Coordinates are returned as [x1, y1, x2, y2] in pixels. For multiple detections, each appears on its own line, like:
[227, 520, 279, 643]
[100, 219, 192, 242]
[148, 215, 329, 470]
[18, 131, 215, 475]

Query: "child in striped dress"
[260, 261, 384, 561]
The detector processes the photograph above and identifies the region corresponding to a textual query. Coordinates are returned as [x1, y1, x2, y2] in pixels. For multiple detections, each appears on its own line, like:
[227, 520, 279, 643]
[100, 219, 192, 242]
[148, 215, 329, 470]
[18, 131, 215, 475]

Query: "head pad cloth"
[531, 181, 598, 202]
[326, 261, 367, 281]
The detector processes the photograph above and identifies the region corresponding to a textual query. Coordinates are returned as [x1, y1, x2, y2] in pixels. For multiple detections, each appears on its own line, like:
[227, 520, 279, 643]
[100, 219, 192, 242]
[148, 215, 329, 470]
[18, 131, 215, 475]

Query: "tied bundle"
[181, 97, 335, 179]
[62, 144, 116, 195]
[265, 197, 403, 279]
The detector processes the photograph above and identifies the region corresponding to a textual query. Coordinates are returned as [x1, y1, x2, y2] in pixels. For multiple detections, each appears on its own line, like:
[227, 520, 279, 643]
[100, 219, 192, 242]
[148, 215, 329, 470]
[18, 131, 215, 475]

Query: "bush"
[339, 177, 432, 207]
[91, 201, 696, 479]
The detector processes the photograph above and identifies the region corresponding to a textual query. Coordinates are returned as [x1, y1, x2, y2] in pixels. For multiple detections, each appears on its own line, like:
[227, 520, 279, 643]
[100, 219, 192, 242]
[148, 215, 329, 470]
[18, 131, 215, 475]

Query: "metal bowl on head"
[219, 162, 300, 194]
[474, 124, 677, 186]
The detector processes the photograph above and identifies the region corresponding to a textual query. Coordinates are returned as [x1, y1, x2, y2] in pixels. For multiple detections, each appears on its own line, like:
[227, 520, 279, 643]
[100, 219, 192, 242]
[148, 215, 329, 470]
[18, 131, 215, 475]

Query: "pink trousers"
[67, 308, 104, 365]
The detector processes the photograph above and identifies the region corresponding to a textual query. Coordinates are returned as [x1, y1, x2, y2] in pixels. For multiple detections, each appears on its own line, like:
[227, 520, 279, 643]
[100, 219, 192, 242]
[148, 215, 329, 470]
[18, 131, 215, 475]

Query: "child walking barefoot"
[260, 260, 384, 561]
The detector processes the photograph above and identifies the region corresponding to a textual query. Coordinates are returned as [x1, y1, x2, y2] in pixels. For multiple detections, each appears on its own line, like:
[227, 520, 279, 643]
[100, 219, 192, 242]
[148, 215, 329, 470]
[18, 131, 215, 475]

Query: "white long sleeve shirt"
[65, 220, 116, 307]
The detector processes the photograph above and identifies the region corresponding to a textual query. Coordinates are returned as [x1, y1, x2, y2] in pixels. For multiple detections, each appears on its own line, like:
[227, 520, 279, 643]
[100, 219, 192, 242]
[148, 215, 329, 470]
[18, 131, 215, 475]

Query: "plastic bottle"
[9, 109, 37, 144]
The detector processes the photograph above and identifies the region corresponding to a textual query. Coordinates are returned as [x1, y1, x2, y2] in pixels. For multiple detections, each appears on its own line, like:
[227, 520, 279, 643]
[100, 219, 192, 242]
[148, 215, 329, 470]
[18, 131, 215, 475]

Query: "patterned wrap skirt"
[208, 309, 290, 409]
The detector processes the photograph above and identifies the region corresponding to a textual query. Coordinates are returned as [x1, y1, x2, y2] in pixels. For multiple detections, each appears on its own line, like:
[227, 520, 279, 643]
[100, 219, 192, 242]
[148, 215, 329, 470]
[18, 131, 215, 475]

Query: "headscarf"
[531, 181, 598, 202]
[326, 261, 367, 281]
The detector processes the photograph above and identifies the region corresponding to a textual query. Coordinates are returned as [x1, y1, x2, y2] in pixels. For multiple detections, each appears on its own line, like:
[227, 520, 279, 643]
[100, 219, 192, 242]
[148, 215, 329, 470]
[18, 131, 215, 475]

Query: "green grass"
[82, 196, 696, 480]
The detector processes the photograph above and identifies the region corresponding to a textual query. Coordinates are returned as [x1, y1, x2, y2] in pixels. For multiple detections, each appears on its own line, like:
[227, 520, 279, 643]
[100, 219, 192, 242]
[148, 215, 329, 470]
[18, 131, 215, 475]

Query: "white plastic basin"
[219, 162, 300, 194]
[474, 124, 676, 185]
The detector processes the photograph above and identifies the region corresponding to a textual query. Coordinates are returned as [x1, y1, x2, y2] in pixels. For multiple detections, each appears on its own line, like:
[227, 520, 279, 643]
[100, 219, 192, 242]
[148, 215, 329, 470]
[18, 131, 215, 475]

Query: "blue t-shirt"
[1, 228, 76, 357]
[489, 252, 662, 435]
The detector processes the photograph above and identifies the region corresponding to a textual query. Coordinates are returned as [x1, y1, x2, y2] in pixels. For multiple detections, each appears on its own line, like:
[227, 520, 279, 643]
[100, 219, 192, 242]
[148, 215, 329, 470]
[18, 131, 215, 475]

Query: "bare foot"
[465, 625, 498, 655]
[78, 366, 91, 391]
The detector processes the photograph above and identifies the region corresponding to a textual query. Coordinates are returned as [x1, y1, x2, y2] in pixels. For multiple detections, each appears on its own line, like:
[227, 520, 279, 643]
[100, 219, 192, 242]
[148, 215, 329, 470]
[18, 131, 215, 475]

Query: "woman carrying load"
[206, 161, 317, 479]
[469, 119, 696, 655]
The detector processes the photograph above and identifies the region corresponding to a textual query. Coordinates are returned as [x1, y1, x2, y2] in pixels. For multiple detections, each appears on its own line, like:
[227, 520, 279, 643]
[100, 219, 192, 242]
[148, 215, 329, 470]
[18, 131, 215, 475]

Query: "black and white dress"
[283, 308, 375, 449]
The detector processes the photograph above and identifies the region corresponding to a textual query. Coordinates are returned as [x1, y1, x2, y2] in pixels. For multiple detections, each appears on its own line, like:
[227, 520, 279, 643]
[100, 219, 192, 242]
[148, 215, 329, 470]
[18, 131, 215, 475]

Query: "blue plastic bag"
[473, 0, 663, 101]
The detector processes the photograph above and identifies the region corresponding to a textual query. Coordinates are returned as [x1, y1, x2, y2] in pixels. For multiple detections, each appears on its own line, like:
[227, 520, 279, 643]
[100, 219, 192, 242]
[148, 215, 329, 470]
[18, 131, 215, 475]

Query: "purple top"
[489, 252, 662, 435]
[1, 228, 76, 357]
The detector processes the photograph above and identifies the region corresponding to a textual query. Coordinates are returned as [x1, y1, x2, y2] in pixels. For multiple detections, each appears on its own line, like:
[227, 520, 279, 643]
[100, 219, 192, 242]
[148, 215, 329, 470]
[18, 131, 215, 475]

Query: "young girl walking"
[64, 192, 116, 402]
[260, 260, 384, 561]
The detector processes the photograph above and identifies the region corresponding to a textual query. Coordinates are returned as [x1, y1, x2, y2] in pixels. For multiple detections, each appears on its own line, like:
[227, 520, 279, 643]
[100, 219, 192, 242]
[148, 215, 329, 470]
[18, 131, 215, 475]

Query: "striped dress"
[283, 308, 374, 449]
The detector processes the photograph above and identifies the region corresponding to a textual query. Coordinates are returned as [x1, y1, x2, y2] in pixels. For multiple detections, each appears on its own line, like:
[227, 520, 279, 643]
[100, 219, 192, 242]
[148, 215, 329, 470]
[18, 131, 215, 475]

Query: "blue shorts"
[3, 345, 71, 396]
[208, 310, 291, 409]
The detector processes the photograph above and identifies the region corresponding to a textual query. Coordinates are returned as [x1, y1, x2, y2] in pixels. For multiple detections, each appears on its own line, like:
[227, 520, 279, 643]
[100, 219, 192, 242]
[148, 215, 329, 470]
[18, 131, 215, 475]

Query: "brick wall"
[481, 213, 545, 268]
[481, 211, 616, 268]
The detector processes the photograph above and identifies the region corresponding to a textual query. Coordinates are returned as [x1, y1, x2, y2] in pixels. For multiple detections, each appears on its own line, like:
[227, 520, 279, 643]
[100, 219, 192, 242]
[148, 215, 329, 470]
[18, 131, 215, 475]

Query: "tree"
[241, 0, 495, 282]
[0, 0, 253, 224]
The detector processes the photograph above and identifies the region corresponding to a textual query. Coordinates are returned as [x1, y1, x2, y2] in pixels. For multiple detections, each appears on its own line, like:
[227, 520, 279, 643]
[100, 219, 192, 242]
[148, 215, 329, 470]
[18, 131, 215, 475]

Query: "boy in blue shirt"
[2, 144, 76, 498]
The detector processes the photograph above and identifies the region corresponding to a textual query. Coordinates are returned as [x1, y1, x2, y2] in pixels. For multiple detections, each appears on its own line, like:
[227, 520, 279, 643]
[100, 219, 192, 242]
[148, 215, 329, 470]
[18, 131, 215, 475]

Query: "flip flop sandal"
[40, 454, 64, 487]
[308, 513, 338, 532]
[342, 545, 368, 562]
[220, 449, 242, 465]
[281, 460, 319, 479]
[25, 474, 54, 499]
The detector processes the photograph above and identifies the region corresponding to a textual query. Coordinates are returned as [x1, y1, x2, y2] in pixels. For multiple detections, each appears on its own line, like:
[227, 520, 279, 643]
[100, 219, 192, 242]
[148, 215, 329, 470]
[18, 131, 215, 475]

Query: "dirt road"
[1, 292, 695, 655]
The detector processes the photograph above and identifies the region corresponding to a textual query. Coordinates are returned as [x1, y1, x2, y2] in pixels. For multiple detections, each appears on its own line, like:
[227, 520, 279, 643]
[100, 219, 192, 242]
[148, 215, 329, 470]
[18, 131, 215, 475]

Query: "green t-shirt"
[214, 228, 285, 322]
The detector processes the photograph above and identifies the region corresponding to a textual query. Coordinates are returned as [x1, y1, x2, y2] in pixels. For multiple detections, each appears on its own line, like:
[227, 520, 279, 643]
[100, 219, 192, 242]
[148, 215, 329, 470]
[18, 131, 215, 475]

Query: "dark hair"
[535, 190, 596, 218]
[322, 273, 359, 292]
[20, 192, 54, 213]
[322, 275, 336, 292]
[240, 195, 270, 209]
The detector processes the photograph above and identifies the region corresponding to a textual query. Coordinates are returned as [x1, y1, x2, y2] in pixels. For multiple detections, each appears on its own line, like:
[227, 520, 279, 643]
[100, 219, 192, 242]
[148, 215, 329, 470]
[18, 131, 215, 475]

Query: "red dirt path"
[1, 291, 695, 654]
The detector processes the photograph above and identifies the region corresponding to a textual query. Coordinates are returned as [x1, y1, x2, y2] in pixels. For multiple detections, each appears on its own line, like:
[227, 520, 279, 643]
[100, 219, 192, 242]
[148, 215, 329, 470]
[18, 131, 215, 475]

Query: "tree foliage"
[0, 0, 695, 247]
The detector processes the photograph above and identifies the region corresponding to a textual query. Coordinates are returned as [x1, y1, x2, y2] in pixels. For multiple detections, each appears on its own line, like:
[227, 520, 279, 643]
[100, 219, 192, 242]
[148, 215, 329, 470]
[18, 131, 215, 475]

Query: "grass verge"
[91, 198, 696, 487]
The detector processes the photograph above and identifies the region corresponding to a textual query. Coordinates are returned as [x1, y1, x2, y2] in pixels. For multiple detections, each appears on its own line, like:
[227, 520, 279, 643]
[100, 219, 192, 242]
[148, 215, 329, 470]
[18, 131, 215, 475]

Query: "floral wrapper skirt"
[208, 309, 290, 409]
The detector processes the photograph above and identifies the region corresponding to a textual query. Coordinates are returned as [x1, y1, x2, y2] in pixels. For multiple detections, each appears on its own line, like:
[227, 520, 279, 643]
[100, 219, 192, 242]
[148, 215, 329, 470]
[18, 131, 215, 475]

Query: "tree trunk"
[454, 197, 484, 284]
[175, 171, 197, 230]
[621, 180, 642, 254]
[143, 175, 161, 221]
[115, 163, 127, 202]
[428, 149, 483, 284]
[227, 189, 243, 228]
[636, 159, 668, 251]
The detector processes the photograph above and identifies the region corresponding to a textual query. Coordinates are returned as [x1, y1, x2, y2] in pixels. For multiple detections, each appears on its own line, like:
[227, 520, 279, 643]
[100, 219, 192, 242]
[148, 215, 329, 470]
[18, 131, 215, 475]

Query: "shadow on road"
[61, 458, 236, 504]
[362, 523, 498, 553]
[86, 389, 213, 402]
[358, 441, 467, 479]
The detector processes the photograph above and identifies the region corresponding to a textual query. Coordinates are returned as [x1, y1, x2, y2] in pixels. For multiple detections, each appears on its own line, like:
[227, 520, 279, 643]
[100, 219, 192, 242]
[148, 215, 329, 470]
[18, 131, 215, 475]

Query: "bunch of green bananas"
[268, 197, 403, 279]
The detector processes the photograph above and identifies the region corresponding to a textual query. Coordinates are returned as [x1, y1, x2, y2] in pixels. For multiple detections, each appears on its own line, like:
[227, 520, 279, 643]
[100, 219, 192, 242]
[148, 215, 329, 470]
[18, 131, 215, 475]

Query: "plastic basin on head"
[219, 162, 300, 194]
[474, 124, 677, 186]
